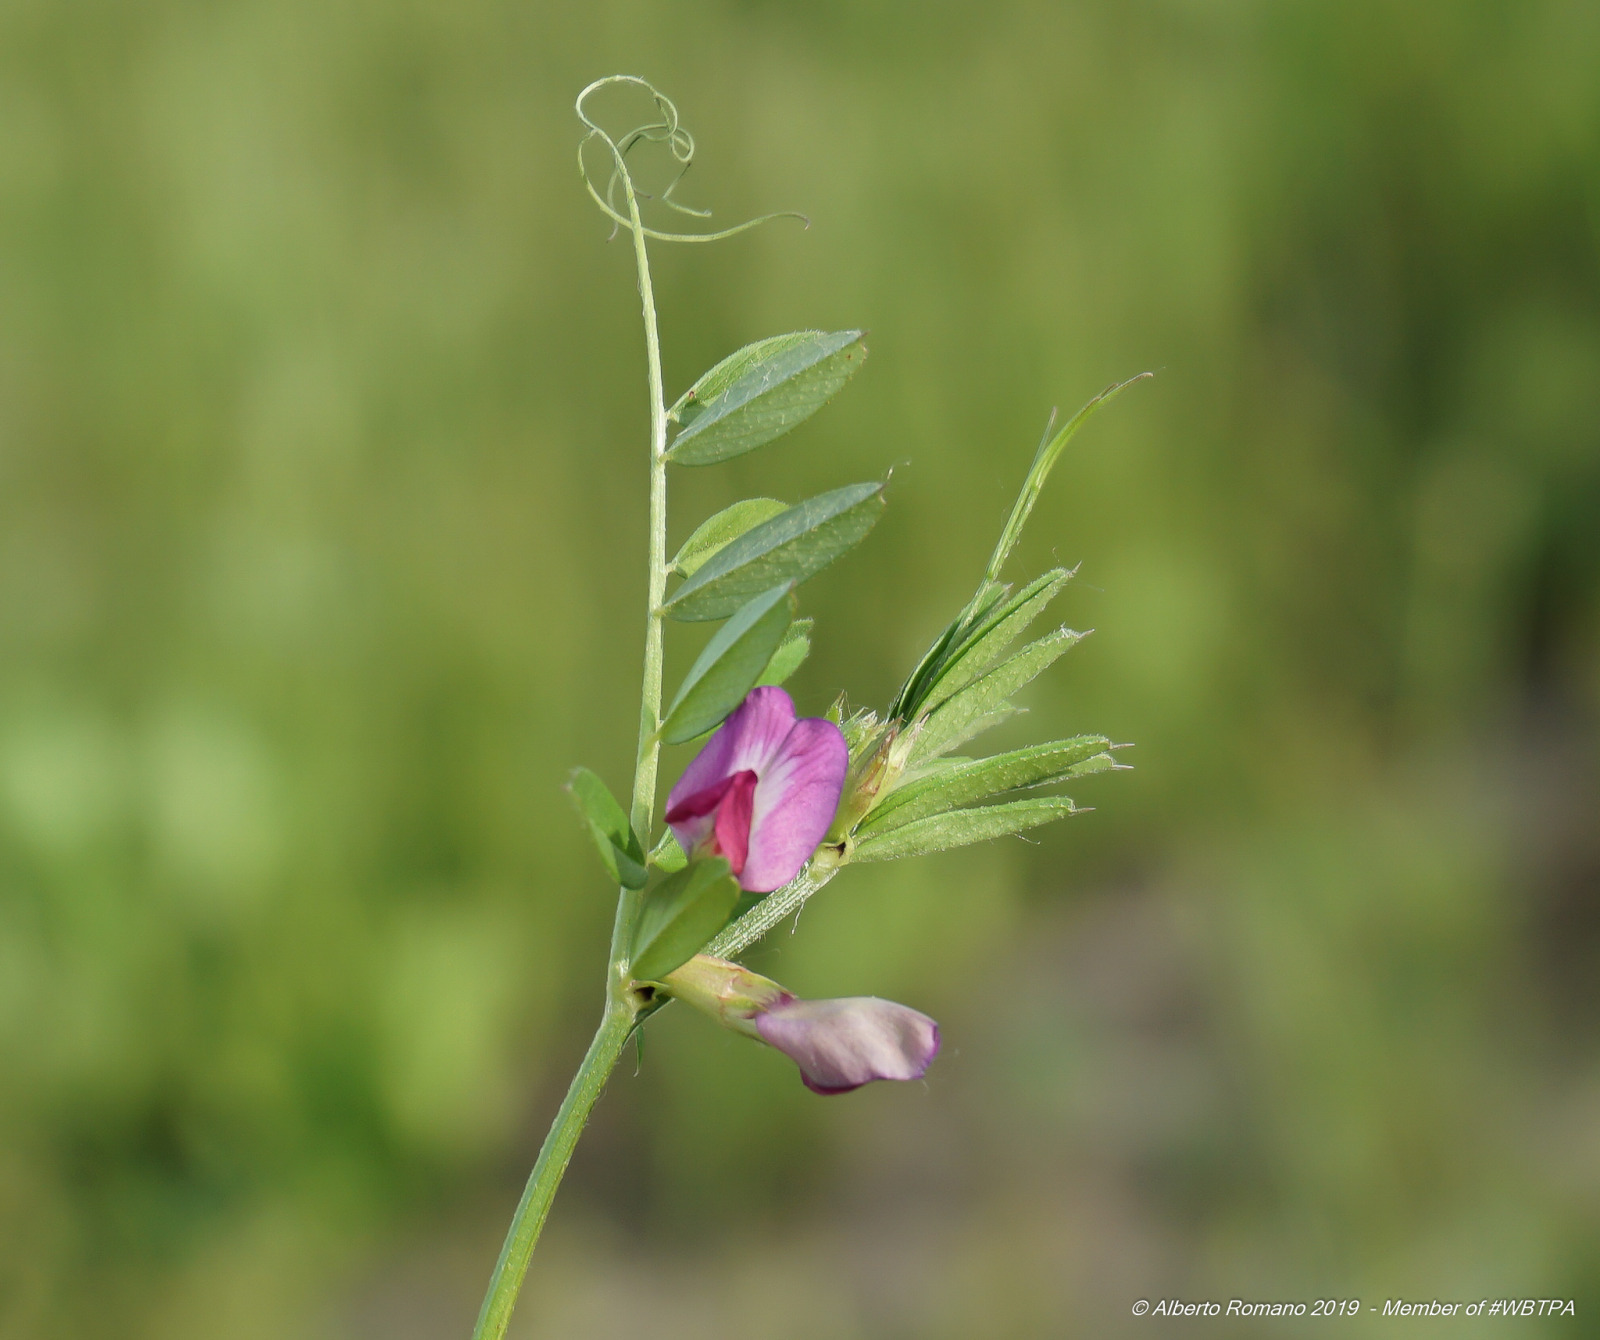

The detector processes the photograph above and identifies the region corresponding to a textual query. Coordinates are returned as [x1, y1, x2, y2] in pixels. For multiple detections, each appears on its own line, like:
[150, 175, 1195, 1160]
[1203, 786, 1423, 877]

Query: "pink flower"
[665, 686, 848, 894]
[665, 955, 942, 1095]
[755, 996, 942, 1094]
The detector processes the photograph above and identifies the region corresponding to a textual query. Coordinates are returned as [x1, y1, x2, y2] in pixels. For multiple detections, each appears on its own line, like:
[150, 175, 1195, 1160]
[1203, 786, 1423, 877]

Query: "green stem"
[471, 124, 669, 1340]
[468, 1005, 634, 1340]
[614, 142, 670, 978]
[705, 849, 843, 959]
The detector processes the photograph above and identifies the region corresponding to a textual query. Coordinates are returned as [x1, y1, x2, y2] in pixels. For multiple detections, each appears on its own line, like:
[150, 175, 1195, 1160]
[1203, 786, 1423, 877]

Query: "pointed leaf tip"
[984, 373, 1153, 584]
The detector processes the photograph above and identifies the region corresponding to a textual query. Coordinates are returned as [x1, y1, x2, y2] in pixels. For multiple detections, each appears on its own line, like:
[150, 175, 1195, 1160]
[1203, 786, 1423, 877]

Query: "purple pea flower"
[665, 955, 941, 1095]
[665, 686, 848, 894]
[756, 996, 942, 1094]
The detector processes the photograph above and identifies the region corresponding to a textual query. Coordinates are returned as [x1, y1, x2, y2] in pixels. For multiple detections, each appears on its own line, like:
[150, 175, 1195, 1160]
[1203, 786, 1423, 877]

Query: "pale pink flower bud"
[664, 955, 941, 1095]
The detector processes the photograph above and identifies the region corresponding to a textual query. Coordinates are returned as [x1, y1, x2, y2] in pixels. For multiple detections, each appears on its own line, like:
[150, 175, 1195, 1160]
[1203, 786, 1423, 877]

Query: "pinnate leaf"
[631, 858, 741, 982]
[667, 331, 867, 466]
[919, 570, 1072, 713]
[851, 795, 1085, 864]
[665, 483, 885, 622]
[911, 625, 1084, 761]
[859, 736, 1112, 837]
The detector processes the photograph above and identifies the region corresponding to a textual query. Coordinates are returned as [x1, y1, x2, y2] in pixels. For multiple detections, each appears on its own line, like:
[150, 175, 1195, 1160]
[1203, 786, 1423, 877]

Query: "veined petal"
[742, 716, 848, 892]
[755, 996, 941, 1094]
[712, 770, 757, 875]
[665, 769, 758, 873]
[664, 771, 740, 859]
[667, 686, 797, 812]
[666, 686, 846, 892]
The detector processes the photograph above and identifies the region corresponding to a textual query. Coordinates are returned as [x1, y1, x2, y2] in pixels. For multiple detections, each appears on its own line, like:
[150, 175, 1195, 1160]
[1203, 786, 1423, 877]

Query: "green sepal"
[664, 482, 885, 622]
[666, 331, 867, 466]
[851, 795, 1087, 864]
[840, 707, 886, 757]
[857, 737, 1113, 837]
[566, 768, 648, 889]
[630, 858, 742, 983]
[660, 584, 796, 745]
[756, 618, 813, 687]
[672, 498, 789, 578]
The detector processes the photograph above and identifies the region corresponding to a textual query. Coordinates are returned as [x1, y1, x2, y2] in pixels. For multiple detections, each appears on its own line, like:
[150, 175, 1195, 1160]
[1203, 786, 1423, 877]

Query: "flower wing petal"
[667, 688, 798, 859]
[667, 687, 796, 803]
[740, 715, 848, 892]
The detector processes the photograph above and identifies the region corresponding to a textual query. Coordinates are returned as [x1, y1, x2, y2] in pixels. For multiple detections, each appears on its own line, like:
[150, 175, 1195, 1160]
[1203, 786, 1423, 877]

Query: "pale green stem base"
[469, 1004, 635, 1340]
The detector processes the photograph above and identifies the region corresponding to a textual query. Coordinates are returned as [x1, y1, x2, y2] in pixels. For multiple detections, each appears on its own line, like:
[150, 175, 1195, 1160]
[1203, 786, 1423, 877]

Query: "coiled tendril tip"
[576, 75, 809, 243]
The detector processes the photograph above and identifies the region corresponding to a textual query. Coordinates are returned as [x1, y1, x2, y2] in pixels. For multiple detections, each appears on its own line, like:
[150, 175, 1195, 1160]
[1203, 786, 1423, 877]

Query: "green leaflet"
[755, 617, 812, 687]
[566, 768, 648, 889]
[668, 335, 819, 423]
[672, 498, 789, 578]
[630, 858, 741, 983]
[666, 331, 867, 465]
[980, 374, 1152, 586]
[660, 585, 795, 745]
[888, 374, 1149, 721]
[850, 795, 1085, 864]
[663, 615, 808, 752]
[911, 625, 1084, 761]
[650, 829, 687, 874]
[889, 581, 1008, 721]
[858, 736, 1113, 837]
[664, 482, 885, 622]
[914, 704, 1020, 765]
[917, 570, 1072, 715]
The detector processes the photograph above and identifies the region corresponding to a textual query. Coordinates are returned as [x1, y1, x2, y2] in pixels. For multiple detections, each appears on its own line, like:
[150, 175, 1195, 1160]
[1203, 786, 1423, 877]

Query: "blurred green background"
[3, 0, 1598, 1335]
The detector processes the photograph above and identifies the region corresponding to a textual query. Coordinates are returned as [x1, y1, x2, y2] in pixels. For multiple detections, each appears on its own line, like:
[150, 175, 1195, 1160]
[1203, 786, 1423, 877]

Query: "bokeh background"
[3, 0, 1599, 1335]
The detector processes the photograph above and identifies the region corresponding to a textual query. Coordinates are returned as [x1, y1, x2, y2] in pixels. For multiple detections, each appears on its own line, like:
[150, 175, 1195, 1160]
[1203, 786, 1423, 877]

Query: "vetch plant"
[470, 76, 1146, 1339]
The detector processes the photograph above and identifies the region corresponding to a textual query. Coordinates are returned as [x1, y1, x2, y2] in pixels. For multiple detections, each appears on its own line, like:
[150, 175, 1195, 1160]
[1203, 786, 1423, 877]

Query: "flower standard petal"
[755, 997, 941, 1094]
[667, 687, 796, 807]
[665, 687, 847, 893]
[741, 716, 849, 893]
[666, 687, 797, 863]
